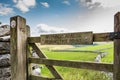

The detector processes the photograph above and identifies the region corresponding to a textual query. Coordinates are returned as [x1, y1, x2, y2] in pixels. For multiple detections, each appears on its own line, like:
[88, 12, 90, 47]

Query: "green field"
[37, 43, 113, 80]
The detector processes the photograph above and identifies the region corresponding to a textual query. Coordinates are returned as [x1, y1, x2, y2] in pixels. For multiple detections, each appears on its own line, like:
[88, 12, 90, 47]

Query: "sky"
[0, 0, 120, 36]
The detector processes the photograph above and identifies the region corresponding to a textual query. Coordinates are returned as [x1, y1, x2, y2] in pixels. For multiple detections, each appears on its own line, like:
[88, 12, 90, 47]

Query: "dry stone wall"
[0, 25, 11, 80]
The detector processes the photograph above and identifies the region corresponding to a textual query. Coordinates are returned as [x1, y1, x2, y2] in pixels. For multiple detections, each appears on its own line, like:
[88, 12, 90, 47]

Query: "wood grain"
[114, 12, 120, 80]
[40, 32, 93, 45]
[29, 58, 113, 72]
[10, 16, 27, 80]
[28, 32, 114, 44]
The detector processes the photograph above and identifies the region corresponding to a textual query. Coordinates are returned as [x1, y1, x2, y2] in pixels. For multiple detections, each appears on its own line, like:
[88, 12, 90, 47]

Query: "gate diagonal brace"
[109, 32, 120, 40]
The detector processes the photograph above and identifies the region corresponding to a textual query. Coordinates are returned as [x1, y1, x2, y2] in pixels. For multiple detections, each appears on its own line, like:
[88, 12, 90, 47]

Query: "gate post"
[10, 16, 28, 80]
[114, 12, 120, 80]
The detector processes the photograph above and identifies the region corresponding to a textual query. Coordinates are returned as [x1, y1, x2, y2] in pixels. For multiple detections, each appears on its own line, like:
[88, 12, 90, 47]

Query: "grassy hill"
[36, 43, 113, 80]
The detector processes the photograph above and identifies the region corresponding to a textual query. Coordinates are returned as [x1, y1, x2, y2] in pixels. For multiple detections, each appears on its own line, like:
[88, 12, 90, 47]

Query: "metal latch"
[109, 32, 120, 40]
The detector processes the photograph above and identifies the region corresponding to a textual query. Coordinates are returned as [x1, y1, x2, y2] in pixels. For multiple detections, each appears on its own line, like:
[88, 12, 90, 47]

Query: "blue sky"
[0, 0, 120, 36]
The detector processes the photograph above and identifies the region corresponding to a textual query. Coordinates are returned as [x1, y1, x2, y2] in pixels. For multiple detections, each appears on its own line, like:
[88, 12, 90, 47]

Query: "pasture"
[37, 43, 113, 80]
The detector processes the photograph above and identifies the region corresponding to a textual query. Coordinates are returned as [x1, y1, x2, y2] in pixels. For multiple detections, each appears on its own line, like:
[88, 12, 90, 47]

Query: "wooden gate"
[10, 12, 120, 80]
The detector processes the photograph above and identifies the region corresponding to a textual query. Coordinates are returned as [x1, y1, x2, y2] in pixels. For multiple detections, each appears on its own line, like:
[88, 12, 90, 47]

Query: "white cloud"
[0, 4, 14, 15]
[13, 0, 36, 13]
[78, 0, 101, 9]
[78, 0, 120, 9]
[40, 2, 50, 8]
[92, 0, 120, 8]
[63, 0, 120, 33]
[63, 1, 71, 5]
[31, 23, 68, 36]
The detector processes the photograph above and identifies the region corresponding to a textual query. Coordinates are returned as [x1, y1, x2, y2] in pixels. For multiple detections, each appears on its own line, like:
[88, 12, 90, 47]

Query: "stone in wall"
[0, 25, 10, 37]
[0, 68, 11, 80]
[0, 25, 11, 80]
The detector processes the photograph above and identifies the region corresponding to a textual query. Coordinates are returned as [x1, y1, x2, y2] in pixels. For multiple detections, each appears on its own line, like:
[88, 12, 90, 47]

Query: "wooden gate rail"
[29, 58, 113, 72]
[28, 32, 113, 44]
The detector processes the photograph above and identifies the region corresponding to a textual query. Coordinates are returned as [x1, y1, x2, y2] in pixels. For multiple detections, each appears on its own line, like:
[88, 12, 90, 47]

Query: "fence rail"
[28, 32, 113, 44]
[29, 58, 113, 72]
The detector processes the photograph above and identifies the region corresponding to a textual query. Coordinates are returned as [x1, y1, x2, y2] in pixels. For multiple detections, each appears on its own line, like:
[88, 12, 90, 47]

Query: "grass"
[42, 50, 97, 61]
[72, 43, 113, 51]
[36, 43, 113, 80]
[101, 48, 113, 63]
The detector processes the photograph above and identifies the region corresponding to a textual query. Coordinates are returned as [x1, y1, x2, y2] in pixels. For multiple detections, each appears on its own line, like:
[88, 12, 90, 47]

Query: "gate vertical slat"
[26, 25, 31, 80]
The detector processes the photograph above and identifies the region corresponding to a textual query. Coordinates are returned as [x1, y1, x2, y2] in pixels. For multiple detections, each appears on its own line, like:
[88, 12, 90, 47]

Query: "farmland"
[37, 42, 113, 80]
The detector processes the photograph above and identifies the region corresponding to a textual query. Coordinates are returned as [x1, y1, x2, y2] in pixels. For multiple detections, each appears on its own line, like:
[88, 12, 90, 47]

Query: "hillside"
[36, 43, 113, 80]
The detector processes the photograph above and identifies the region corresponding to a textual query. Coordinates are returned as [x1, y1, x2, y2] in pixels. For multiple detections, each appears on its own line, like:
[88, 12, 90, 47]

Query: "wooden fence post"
[10, 16, 28, 80]
[114, 12, 120, 80]
[26, 25, 31, 80]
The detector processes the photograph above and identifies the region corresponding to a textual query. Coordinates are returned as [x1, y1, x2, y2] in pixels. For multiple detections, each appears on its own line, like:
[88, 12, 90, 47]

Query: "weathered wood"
[29, 58, 113, 72]
[30, 75, 62, 80]
[0, 58, 10, 68]
[10, 16, 28, 80]
[28, 32, 114, 44]
[30, 43, 63, 79]
[28, 37, 40, 43]
[114, 12, 120, 80]
[30, 43, 47, 58]
[40, 32, 93, 45]
[26, 25, 31, 80]
[93, 32, 112, 42]
[27, 46, 32, 80]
